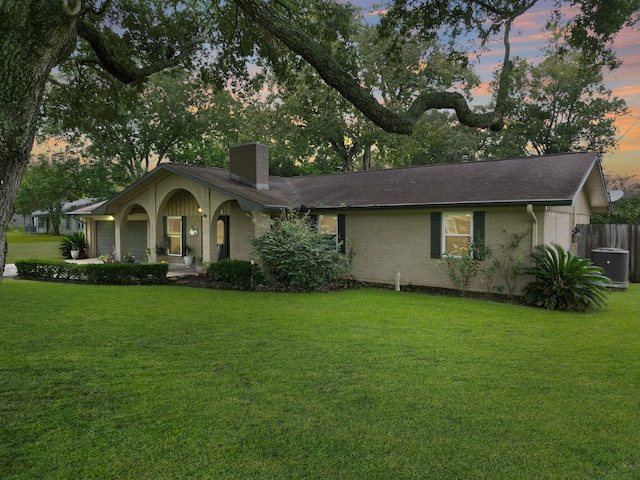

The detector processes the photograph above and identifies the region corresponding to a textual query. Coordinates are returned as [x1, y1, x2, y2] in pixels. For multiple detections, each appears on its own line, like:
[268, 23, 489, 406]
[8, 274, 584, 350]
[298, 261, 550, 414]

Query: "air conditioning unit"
[591, 247, 629, 289]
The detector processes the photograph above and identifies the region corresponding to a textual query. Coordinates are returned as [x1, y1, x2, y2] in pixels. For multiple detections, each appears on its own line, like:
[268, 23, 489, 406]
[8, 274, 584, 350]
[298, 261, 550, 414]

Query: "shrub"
[522, 244, 611, 311]
[251, 210, 351, 291]
[478, 230, 527, 298]
[59, 232, 86, 259]
[438, 240, 492, 297]
[208, 259, 260, 288]
[15, 260, 168, 285]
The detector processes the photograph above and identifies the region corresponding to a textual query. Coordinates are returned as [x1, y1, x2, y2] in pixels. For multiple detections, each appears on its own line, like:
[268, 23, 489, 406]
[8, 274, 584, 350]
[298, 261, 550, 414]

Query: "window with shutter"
[317, 213, 346, 253]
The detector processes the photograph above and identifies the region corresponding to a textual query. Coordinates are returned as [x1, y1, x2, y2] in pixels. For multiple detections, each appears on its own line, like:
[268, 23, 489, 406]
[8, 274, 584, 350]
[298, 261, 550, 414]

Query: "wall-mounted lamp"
[197, 206, 202, 214]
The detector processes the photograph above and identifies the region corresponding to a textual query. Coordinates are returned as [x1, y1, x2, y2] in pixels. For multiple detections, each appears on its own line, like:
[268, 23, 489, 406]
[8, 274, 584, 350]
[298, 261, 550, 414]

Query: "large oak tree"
[0, 0, 637, 282]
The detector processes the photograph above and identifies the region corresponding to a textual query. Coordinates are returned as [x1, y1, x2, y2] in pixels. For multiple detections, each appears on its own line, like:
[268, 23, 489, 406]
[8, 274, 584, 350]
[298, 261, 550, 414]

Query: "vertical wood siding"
[164, 190, 199, 216]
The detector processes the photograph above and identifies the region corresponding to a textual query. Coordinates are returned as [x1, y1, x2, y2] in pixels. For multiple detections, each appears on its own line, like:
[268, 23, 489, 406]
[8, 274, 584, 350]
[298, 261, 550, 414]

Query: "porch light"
[197, 206, 202, 214]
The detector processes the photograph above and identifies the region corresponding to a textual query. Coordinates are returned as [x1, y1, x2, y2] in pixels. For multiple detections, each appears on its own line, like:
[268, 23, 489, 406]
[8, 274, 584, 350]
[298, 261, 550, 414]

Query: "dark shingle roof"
[166, 151, 604, 210]
[95, 151, 607, 214]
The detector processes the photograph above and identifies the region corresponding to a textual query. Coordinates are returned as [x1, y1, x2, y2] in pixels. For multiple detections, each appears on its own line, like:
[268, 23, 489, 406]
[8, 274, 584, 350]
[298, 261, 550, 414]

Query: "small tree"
[438, 240, 492, 297]
[483, 230, 528, 298]
[252, 210, 351, 291]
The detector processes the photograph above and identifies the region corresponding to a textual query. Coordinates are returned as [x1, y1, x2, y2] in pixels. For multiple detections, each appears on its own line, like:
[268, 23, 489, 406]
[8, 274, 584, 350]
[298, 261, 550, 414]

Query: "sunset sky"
[348, 0, 640, 183]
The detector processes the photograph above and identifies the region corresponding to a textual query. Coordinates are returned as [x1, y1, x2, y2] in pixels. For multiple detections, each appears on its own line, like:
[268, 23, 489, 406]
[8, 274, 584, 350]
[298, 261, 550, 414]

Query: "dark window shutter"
[431, 212, 442, 259]
[473, 211, 486, 260]
[182, 216, 187, 254]
[308, 214, 318, 230]
[338, 214, 346, 254]
[161, 216, 167, 255]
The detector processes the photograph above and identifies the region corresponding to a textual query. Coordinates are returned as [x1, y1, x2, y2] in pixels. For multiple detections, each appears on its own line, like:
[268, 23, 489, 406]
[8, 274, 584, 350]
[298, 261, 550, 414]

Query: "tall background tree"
[591, 174, 640, 224]
[14, 154, 114, 235]
[43, 68, 242, 183]
[482, 29, 629, 158]
[0, 0, 637, 282]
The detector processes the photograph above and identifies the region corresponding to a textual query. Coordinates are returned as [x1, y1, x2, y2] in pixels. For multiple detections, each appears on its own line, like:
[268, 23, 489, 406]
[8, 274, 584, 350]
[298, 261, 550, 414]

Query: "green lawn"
[5, 231, 64, 263]
[1, 281, 638, 479]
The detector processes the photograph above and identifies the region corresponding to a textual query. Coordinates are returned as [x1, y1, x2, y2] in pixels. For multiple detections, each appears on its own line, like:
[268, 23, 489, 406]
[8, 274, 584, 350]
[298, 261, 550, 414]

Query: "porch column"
[148, 213, 158, 262]
[114, 211, 124, 262]
[201, 208, 211, 263]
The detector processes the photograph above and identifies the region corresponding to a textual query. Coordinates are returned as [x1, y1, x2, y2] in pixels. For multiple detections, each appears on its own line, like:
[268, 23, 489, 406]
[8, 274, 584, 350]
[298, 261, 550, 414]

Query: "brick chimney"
[229, 142, 269, 190]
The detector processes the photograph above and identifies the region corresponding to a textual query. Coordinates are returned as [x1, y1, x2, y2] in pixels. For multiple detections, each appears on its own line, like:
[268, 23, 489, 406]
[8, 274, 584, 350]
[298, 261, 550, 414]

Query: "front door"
[216, 216, 230, 260]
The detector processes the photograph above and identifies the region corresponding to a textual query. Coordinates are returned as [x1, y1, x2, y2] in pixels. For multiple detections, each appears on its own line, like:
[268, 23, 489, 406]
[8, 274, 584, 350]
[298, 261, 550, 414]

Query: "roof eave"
[570, 154, 610, 212]
[90, 164, 270, 215]
[275, 199, 574, 211]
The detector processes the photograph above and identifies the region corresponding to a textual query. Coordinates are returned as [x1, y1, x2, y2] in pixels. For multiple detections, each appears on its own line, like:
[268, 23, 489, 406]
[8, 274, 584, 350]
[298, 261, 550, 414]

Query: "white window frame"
[317, 214, 339, 250]
[442, 212, 473, 256]
[166, 216, 183, 256]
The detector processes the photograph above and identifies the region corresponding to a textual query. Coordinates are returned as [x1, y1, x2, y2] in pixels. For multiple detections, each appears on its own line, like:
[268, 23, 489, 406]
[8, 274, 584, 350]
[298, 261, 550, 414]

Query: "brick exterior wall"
[345, 207, 534, 293]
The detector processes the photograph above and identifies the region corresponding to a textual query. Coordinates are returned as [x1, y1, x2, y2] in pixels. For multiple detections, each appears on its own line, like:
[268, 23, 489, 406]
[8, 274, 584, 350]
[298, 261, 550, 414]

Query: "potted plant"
[70, 242, 80, 260]
[196, 256, 204, 275]
[60, 232, 86, 260]
[183, 245, 194, 266]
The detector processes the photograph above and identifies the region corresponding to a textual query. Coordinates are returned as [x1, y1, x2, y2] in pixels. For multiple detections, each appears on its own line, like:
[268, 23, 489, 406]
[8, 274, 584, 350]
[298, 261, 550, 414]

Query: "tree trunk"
[362, 144, 372, 171]
[0, 0, 79, 284]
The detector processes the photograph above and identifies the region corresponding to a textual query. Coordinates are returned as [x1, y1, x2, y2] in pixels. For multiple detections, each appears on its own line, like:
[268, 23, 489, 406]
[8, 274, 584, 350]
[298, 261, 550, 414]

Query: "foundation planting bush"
[15, 260, 168, 285]
[522, 244, 611, 311]
[252, 210, 351, 291]
[208, 259, 260, 288]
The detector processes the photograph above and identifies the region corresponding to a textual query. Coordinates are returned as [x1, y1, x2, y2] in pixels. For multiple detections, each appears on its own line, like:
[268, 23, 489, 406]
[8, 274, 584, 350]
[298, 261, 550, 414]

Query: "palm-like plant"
[523, 244, 611, 311]
[59, 232, 87, 259]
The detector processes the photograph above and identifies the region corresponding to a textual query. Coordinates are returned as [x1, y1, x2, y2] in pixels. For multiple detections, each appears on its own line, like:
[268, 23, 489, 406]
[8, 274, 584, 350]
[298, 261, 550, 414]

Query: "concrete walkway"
[3, 264, 17, 278]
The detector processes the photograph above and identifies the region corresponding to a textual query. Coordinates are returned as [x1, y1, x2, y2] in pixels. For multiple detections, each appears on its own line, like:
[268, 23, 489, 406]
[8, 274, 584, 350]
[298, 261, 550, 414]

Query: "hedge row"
[208, 259, 261, 289]
[15, 260, 169, 285]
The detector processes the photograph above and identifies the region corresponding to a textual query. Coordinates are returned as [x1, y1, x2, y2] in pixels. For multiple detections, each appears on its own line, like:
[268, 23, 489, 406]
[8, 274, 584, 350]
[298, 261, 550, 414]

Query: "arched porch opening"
[118, 204, 149, 263]
[209, 200, 260, 262]
[157, 189, 203, 265]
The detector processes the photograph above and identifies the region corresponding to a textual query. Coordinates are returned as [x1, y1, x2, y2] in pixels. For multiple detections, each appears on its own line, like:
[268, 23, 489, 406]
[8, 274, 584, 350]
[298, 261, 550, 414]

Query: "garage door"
[95, 221, 115, 257]
[127, 220, 148, 263]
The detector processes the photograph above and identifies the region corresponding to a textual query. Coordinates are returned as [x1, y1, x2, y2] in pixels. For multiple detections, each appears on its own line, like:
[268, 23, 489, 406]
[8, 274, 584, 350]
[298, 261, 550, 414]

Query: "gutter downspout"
[527, 204, 538, 251]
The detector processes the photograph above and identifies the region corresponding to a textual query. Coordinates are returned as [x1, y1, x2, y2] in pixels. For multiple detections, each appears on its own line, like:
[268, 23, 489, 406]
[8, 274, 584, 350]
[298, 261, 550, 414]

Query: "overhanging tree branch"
[233, 0, 515, 133]
[76, 20, 205, 84]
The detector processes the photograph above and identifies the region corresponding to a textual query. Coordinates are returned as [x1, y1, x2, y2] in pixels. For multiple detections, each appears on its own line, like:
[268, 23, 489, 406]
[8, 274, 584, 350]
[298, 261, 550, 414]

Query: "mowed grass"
[1, 281, 639, 479]
[5, 231, 64, 263]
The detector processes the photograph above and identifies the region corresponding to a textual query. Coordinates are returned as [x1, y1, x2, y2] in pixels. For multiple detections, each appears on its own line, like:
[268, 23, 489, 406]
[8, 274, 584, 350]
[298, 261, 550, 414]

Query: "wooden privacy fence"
[576, 224, 640, 282]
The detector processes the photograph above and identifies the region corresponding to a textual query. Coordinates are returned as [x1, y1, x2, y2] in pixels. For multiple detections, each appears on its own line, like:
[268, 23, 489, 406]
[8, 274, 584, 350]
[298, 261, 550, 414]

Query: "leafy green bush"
[208, 259, 260, 288]
[522, 244, 611, 311]
[438, 240, 492, 297]
[252, 210, 351, 291]
[59, 232, 87, 259]
[15, 260, 168, 285]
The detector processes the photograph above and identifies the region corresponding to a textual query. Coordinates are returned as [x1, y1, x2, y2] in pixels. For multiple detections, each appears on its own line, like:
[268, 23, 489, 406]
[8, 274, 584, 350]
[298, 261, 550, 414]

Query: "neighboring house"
[9, 214, 26, 230]
[81, 143, 609, 293]
[27, 198, 98, 235]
